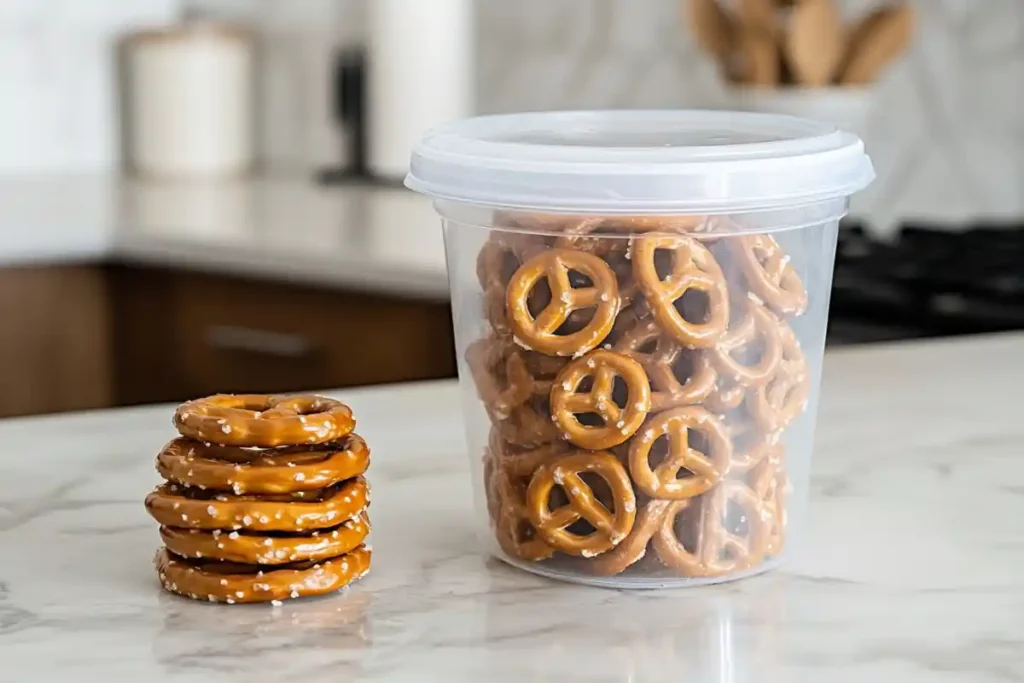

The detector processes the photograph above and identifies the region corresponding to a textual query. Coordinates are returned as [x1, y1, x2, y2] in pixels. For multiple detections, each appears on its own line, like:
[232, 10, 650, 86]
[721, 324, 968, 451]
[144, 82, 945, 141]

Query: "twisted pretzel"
[145, 478, 368, 532]
[526, 451, 636, 556]
[159, 513, 369, 565]
[155, 435, 370, 494]
[628, 406, 731, 500]
[491, 465, 556, 562]
[466, 337, 550, 421]
[497, 393, 561, 447]
[613, 313, 717, 410]
[632, 235, 729, 348]
[589, 499, 679, 576]
[725, 415, 780, 474]
[750, 449, 786, 556]
[549, 350, 651, 450]
[746, 322, 810, 432]
[710, 298, 783, 385]
[734, 234, 808, 316]
[155, 545, 371, 604]
[506, 249, 620, 356]
[653, 479, 768, 577]
[174, 394, 355, 448]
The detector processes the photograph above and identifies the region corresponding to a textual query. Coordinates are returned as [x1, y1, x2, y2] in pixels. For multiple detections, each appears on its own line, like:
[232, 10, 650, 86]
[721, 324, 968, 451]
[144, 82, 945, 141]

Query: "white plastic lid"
[405, 110, 875, 214]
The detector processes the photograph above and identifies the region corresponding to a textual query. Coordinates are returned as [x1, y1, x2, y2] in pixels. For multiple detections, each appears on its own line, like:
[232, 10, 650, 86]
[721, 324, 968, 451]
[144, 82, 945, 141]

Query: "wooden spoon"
[838, 4, 916, 85]
[687, 0, 736, 64]
[785, 0, 846, 87]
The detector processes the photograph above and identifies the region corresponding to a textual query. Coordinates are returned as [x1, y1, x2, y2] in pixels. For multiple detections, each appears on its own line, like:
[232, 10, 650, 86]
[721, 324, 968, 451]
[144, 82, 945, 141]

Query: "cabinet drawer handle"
[203, 325, 315, 359]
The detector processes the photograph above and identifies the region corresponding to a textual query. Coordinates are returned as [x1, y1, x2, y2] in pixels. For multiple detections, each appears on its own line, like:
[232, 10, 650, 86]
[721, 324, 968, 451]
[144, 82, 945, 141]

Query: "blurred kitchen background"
[0, 0, 1021, 418]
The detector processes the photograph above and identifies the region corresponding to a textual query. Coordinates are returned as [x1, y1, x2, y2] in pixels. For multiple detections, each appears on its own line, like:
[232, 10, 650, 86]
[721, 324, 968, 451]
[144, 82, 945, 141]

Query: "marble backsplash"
[2, 0, 1021, 233]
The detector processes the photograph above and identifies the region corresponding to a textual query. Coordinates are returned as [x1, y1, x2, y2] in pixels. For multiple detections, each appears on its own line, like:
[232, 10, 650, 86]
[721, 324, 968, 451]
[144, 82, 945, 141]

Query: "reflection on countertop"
[0, 334, 1021, 682]
[0, 174, 449, 299]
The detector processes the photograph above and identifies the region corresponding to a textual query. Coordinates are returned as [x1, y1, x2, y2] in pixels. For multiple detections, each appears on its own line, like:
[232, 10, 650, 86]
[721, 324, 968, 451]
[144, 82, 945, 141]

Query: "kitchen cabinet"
[1, 265, 456, 417]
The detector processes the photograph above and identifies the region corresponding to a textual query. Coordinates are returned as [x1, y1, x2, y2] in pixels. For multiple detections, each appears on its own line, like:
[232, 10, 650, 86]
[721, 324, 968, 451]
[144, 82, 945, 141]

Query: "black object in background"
[318, 49, 368, 184]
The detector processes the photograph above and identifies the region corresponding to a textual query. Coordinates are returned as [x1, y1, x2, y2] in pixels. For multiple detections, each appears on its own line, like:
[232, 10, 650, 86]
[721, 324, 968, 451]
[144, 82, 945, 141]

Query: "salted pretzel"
[155, 545, 371, 603]
[160, 513, 369, 565]
[145, 477, 369, 532]
[734, 234, 808, 317]
[725, 415, 781, 474]
[628, 406, 731, 500]
[155, 434, 370, 494]
[632, 235, 729, 348]
[466, 337, 550, 421]
[497, 393, 561, 447]
[613, 313, 717, 410]
[526, 450, 637, 557]
[491, 465, 556, 562]
[653, 479, 768, 577]
[506, 249, 620, 356]
[710, 297, 783, 385]
[746, 322, 810, 431]
[705, 378, 746, 413]
[589, 499, 681, 576]
[549, 350, 651, 450]
[174, 394, 355, 448]
[750, 449, 786, 556]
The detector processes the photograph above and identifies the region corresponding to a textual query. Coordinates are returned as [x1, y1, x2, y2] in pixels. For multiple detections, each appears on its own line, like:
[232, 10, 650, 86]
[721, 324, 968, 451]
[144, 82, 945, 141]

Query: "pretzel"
[145, 477, 368, 532]
[705, 378, 746, 413]
[497, 393, 561, 447]
[632, 235, 729, 348]
[750, 449, 786, 556]
[628, 406, 731, 500]
[589, 499, 679, 576]
[506, 249, 620, 356]
[613, 313, 717, 410]
[174, 394, 355, 448]
[526, 450, 637, 557]
[466, 337, 550, 421]
[734, 234, 808, 317]
[155, 435, 370, 494]
[155, 545, 371, 603]
[549, 350, 651, 450]
[710, 297, 783, 385]
[159, 513, 369, 565]
[491, 465, 556, 561]
[653, 479, 768, 577]
[726, 415, 781, 474]
[746, 322, 810, 432]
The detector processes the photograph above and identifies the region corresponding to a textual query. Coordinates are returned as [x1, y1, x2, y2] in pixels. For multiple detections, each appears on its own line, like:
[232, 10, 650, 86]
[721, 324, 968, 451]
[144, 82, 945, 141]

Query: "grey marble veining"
[1, 336, 1023, 682]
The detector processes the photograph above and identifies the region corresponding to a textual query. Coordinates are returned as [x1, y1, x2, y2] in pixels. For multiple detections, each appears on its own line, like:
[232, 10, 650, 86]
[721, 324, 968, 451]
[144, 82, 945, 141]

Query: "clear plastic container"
[406, 110, 874, 588]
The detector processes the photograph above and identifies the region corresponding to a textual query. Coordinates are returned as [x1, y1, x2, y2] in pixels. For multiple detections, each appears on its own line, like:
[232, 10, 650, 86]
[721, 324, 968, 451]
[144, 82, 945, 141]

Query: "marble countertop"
[0, 175, 450, 299]
[1, 334, 1021, 682]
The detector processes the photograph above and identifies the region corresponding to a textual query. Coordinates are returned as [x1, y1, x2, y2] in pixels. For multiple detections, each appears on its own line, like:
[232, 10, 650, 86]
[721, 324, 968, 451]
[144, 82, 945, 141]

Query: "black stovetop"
[827, 221, 1024, 346]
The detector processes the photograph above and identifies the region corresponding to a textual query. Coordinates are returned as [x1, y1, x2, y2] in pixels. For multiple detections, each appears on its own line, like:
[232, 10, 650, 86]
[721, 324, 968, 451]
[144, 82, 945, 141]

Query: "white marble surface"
[0, 174, 450, 299]
[0, 334, 1021, 682]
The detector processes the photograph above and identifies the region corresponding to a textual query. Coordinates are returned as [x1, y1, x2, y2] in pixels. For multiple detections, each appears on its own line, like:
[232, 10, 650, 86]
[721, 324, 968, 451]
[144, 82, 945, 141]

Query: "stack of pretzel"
[472, 213, 809, 579]
[145, 394, 372, 603]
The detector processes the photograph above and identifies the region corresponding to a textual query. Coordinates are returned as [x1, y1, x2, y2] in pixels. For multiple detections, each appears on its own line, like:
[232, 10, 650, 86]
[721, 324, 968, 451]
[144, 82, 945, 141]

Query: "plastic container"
[406, 110, 874, 588]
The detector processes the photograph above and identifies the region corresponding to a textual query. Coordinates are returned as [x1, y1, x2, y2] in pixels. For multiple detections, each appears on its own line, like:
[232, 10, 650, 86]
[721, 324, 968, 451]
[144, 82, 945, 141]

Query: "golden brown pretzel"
[145, 477, 369, 531]
[726, 415, 780, 474]
[734, 234, 808, 316]
[174, 394, 355, 448]
[491, 465, 556, 562]
[526, 450, 637, 557]
[589, 499, 679, 576]
[497, 393, 561, 447]
[466, 337, 550, 421]
[553, 214, 710, 256]
[632, 235, 729, 348]
[746, 322, 809, 431]
[155, 435, 370, 494]
[705, 378, 747, 413]
[750, 449, 786, 556]
[155, 545, 371, 603]
[549, 350, 651, 450]
[159, 513, 370, 565]
[653, 479, 768, 577]
[613, 314, 717, 410]
[506, 249, 620, 356]
[710, 298, 783, 385]
[628, 406, 731, 500]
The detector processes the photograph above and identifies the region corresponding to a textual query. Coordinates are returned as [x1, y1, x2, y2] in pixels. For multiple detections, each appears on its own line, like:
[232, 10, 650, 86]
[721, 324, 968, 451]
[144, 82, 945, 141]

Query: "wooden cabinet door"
[0, 266, 111, 417]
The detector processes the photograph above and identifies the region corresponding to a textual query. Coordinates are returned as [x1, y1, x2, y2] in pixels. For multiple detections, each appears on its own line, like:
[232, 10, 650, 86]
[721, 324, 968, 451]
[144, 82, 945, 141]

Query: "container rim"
[405, 110, 875, 213]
